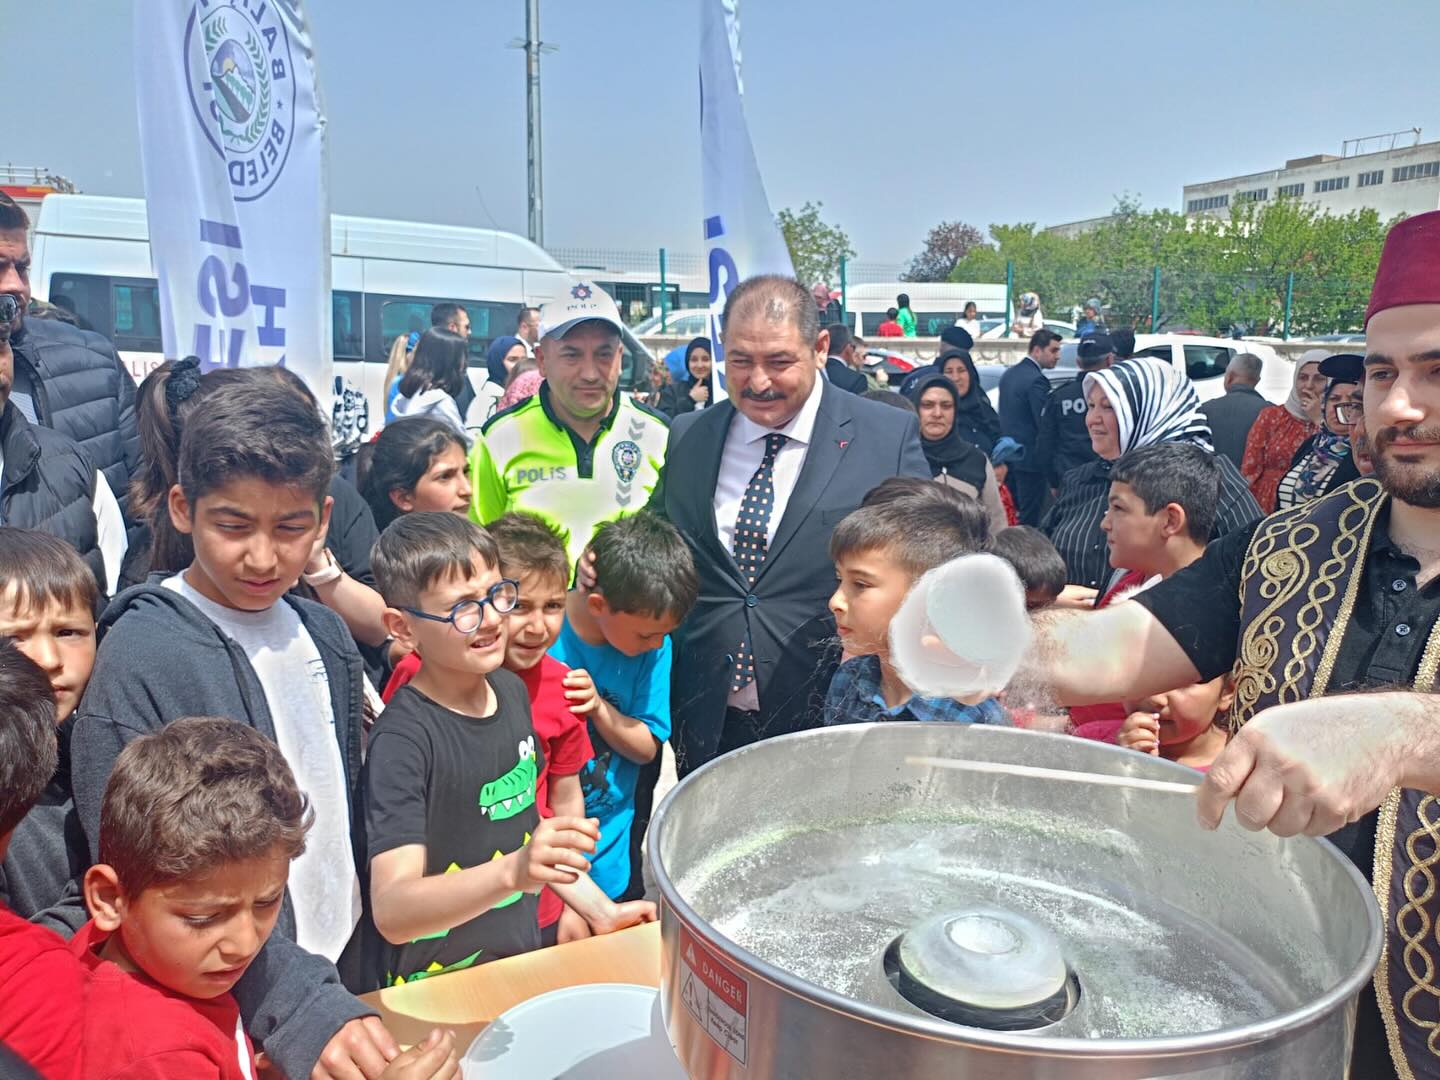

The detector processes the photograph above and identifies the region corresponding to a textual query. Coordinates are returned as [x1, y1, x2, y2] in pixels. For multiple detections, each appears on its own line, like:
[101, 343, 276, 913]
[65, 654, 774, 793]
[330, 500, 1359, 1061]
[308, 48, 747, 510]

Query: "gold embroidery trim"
[1230, 479, 1385, 729]
[1373, 620, 1440, 1077]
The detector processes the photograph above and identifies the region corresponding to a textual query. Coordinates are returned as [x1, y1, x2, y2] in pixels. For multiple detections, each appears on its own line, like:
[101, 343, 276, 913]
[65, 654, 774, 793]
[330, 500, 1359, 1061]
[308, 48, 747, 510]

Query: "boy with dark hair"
[0, 528, 99, 931]
[367, 512, 604, 986]
[554, 512, 698, 902]
[73, 381, 388, 1078]
[487, 513, 654, 945]
[74, 717, 459, 1079]
[1071, 441, 1222, 743]
[0, 639, 85, 1078]
[988, 526, 1067, 610]
[825, 495, 1007, 727]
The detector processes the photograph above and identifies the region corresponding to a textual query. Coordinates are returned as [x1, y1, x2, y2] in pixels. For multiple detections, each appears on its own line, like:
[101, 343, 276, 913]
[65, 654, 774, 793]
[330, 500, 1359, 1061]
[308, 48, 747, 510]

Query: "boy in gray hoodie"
[72, 380, 403, 1080]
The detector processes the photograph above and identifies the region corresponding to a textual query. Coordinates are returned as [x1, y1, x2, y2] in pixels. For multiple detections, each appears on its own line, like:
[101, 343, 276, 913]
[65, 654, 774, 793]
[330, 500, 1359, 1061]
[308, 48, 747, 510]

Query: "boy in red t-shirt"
[0, 639, 85, 1078]
[74, 717, 459, 1079]
[487, 513, 656, 947]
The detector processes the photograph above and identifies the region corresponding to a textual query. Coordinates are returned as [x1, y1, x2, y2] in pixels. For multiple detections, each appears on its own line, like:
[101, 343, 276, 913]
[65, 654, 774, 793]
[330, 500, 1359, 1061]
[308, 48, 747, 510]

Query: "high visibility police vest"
[468, 384, 669, 570]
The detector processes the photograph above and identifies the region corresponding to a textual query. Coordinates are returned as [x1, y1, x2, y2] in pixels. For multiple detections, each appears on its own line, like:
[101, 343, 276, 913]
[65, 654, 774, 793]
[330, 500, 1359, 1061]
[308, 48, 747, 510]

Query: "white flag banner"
[135, 0, 331, 400]
[700, 0, 794, 374]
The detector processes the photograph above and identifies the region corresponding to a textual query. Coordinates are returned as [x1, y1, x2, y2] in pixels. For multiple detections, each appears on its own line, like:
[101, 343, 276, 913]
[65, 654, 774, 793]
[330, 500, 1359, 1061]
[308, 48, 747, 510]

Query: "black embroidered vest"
[1232, 477, 1440, 1076]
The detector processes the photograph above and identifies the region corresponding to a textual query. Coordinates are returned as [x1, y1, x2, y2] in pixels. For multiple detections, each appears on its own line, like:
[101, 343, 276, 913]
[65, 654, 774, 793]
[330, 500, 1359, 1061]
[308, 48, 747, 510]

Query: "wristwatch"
[302, 548, 344, 588]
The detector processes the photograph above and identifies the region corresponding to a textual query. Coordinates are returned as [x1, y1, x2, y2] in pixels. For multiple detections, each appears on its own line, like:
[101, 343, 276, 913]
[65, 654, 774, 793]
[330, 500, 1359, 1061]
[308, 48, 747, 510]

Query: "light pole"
[510, 0, 555, 247]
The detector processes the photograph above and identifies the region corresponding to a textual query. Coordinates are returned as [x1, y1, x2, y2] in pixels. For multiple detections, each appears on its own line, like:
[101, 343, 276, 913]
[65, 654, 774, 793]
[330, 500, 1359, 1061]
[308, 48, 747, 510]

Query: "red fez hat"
[1366, 210, 1440, 327]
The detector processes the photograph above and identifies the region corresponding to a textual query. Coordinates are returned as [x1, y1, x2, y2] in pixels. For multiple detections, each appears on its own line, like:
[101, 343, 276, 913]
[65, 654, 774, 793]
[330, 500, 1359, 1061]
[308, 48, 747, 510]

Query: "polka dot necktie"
[730, 433, 789, 691]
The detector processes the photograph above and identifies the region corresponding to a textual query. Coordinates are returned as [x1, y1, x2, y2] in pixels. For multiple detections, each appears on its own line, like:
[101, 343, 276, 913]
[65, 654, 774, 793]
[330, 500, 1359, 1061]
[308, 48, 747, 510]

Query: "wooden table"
[361, 922, 662, 1054]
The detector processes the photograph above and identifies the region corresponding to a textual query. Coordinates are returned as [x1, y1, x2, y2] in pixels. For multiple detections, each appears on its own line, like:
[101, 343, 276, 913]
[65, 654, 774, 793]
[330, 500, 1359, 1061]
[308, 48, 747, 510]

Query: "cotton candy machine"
[648, 723, 1381, 1079]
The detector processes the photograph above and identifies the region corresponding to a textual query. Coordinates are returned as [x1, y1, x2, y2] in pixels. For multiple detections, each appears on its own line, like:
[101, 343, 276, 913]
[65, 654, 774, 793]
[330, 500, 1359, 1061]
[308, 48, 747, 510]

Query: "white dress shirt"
[713, 375, 825, 709]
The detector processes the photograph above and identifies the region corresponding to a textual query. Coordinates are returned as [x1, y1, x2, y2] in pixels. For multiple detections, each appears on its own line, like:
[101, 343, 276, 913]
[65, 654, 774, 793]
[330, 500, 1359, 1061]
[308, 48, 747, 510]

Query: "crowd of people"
[1, 182, 1439, 1078]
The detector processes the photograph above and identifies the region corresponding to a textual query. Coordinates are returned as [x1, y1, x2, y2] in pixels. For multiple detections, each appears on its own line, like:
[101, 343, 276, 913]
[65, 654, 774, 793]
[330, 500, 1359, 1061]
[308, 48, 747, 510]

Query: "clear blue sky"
[8, 0, 1440, 266]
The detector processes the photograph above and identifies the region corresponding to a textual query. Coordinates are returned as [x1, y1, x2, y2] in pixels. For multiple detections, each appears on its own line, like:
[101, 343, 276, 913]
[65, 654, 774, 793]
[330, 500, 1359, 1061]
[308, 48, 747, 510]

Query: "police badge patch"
[611, 440, 642, 484]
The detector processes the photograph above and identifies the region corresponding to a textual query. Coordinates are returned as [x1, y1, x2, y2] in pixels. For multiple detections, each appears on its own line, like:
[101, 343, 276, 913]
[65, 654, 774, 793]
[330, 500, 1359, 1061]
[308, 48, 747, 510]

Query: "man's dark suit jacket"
[648, 381, 929, 774]
[824, 356, 868, 394]
[997, 356, 1051, 473]
[1201, 386, 1268, 468]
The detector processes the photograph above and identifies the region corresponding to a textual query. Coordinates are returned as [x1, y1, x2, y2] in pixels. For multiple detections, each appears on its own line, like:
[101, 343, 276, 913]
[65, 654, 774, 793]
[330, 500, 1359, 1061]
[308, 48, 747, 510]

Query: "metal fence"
[545, 246, 1373, 339]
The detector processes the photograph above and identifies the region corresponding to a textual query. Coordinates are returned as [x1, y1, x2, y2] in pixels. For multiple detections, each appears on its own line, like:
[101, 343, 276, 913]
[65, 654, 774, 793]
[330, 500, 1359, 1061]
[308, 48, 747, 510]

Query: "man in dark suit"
[998, 328, 1062, 524]
[1200, 352, 1269, 467]
[650, 276, 929, 776]
[822, 322, 869, 394]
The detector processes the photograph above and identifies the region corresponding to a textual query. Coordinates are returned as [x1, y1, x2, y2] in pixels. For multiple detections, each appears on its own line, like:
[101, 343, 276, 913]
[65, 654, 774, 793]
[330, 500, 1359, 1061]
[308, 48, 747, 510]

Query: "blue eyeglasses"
[400, 579, 520, 634]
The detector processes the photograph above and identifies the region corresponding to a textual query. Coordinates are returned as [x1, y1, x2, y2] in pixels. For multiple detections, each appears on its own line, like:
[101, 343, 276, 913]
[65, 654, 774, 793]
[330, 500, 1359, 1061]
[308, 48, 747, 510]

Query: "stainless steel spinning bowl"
[648, 723, 1381, 1079]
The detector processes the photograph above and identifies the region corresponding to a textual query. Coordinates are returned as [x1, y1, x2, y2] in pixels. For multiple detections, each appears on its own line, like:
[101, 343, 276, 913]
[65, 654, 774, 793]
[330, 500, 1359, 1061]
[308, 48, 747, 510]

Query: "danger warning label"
[678, 925, 748, 1065]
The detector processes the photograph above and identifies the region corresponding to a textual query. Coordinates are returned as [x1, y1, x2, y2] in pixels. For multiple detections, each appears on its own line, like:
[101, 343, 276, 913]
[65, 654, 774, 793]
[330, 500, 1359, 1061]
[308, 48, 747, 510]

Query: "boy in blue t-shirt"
[552, 513, 698, 901]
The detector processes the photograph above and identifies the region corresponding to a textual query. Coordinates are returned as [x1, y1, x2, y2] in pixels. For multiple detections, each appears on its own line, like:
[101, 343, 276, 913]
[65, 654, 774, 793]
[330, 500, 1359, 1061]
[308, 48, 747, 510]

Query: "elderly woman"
[1274, 353, 1364, 509]
[1042, 357, 1263, 589]
[1240, 349, 1325, 512]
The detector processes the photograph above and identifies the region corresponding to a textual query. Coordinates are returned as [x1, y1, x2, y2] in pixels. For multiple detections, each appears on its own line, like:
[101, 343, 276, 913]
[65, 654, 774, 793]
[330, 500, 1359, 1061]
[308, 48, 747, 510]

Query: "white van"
[842, 281, 1008, 338]
[28, 194, 654, 426]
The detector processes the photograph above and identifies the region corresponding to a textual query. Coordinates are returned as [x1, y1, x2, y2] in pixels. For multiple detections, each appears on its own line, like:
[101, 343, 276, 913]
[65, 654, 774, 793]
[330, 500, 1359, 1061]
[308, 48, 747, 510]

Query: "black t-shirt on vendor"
[363, 673, 544, 987]
[1133, 505, 1440, 1080]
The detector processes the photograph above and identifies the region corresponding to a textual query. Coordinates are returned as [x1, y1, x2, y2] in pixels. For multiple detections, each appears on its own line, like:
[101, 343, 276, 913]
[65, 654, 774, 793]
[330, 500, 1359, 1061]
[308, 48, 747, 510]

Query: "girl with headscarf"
[657, 337, 714, 418]
[935, 348, 1001, 455]
[469, 335, 527, 425]
[907, 374, 1009, 536]
[1240, 350, 1325, 512]
[1274, 359, 1363, 509]
[1041, 357, 1262, 589]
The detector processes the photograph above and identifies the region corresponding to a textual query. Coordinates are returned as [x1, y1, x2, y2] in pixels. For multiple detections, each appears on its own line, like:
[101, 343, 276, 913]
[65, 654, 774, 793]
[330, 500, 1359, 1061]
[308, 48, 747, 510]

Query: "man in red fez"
[1003, 210, 1440, 1077]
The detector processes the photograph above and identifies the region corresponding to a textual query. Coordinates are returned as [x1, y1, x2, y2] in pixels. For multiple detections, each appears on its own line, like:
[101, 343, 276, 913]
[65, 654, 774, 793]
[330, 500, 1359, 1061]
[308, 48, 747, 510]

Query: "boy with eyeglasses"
[365, 512, 601, 988]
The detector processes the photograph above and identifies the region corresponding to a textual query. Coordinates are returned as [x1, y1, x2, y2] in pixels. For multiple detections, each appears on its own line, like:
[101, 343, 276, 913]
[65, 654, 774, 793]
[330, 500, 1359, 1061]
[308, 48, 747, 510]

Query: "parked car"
[632, 308, 711, 338]
[979, 335, 1289, 408]
[979, 319, 1077, 340]
[861, 348, 920, 382]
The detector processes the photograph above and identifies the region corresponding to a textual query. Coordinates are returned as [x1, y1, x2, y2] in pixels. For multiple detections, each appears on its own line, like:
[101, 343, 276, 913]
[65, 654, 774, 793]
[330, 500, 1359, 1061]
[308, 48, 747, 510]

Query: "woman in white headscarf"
[1041, 357, 1263, 589]
[1239, 349, 1326, 512]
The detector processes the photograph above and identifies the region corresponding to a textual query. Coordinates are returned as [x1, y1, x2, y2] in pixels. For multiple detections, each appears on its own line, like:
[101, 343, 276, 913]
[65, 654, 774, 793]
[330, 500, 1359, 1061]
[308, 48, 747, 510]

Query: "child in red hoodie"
[72, 717, 460, 1079]
[0, 639, 85, 1078]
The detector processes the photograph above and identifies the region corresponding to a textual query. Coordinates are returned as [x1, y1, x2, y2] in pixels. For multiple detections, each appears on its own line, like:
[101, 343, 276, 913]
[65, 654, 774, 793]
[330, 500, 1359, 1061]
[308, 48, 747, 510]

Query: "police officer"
[1034, 332, 1113, 490]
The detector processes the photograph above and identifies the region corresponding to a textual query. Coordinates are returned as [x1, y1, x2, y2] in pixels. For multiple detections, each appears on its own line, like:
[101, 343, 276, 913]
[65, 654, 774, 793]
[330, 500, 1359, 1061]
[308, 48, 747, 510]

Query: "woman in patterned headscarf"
[1240, 350, 1325, 512]
[1041, 357, 1263, 589]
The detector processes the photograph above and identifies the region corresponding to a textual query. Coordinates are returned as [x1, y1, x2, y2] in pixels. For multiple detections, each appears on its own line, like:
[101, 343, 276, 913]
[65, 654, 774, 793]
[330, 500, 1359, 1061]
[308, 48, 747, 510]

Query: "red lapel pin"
[838, 439, 850, 449]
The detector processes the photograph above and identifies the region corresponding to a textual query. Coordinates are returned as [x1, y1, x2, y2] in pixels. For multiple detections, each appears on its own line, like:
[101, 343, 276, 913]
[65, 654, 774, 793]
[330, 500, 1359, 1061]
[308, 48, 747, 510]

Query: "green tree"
[944, 195, 1393, 335]
[903, 220, 986, 282]
[776, 202, 856, 287]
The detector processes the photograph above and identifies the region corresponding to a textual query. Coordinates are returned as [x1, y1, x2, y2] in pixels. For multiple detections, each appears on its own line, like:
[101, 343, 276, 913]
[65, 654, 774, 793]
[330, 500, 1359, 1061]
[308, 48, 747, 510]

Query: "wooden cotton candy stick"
[904, 755, 1200, 796]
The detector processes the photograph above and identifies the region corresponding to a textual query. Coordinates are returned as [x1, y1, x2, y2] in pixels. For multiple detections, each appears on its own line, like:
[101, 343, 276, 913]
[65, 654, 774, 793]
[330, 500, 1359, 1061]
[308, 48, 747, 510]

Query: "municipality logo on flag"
[184, 0, 297, 201]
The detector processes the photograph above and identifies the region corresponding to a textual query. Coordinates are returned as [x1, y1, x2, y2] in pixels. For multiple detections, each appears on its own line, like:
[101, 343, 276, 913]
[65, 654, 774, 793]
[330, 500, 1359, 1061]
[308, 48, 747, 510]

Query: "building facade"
[1182, 140, 1440, 221]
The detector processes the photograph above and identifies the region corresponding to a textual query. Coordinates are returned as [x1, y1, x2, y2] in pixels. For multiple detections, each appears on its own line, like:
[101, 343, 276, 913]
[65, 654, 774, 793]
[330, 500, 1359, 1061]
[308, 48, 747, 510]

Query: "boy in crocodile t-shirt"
[363, 513, 600, 988]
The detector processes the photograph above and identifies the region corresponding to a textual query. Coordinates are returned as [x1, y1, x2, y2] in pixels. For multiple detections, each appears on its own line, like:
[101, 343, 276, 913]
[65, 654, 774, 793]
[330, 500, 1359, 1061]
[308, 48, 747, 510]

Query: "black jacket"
[1201, 386, 1269, 469]
[824, 356, 868, 394]
[647, 382, 929, 774]
[658, 377, 712, 418]
[1035, 376, 1099, 488]
[10, 318, 140, 516]
[997, 357, 1051, 472]
[0, 403, 103, 589]
[72, 583, 374, 1078]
